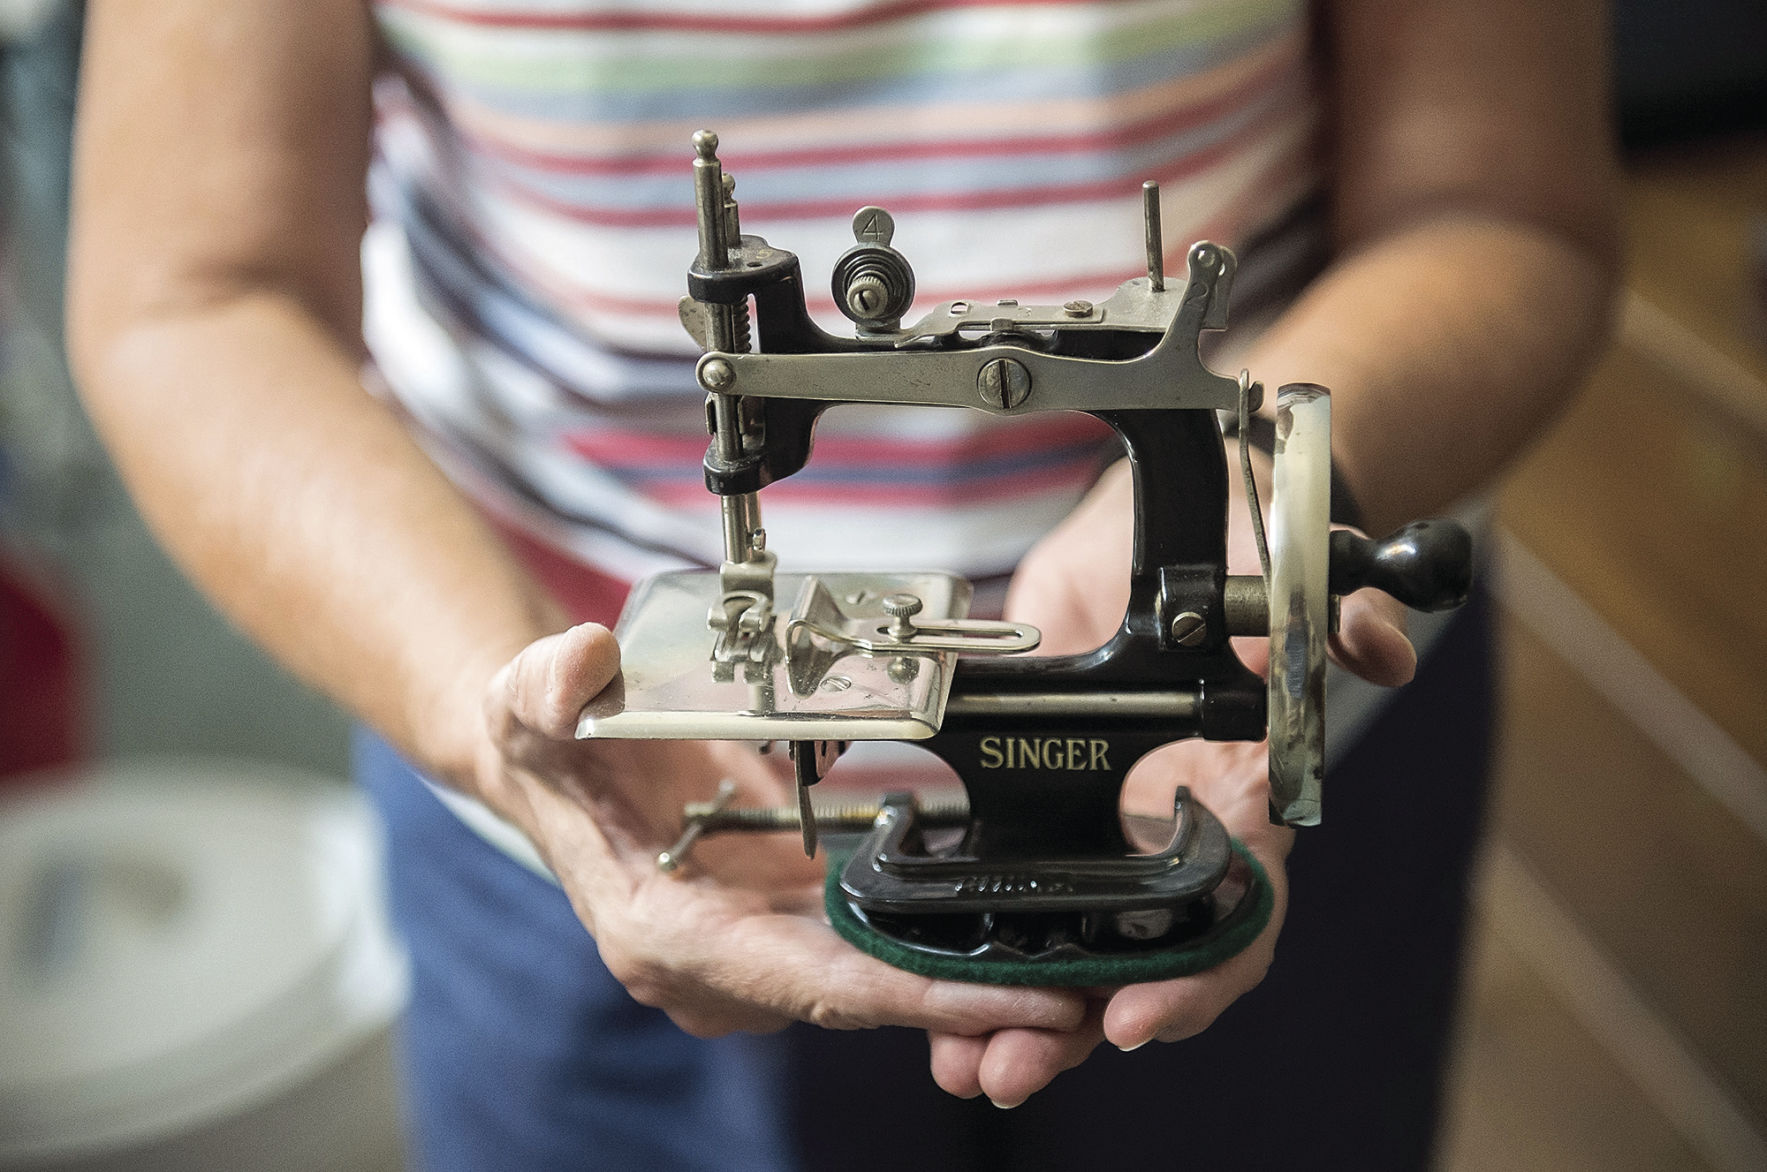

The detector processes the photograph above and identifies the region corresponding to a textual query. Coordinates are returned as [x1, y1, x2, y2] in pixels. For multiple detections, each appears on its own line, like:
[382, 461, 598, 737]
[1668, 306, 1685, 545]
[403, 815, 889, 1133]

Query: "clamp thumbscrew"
[657, 778, 738, 873]
[882, 593, 923, 641]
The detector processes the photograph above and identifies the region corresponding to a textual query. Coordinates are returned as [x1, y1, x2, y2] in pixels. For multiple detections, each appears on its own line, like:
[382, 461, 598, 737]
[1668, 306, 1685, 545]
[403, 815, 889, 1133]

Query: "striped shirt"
[363, 0, 1323, 612]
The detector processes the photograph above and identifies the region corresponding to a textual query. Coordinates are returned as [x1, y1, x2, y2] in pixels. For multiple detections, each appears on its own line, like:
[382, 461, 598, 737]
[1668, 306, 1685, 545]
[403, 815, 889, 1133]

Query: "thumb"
[1329, 592, 1416, 686]
[498, 623, 622, 739]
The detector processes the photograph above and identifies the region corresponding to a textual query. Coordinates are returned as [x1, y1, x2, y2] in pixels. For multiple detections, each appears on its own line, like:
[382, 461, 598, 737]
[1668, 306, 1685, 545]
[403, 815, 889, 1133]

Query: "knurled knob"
[882, 593, 923, 639]
[845, 273, 890, 320]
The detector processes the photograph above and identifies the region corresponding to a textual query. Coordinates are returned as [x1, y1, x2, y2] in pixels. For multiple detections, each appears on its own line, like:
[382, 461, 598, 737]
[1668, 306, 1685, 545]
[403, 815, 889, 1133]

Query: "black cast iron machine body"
[575, 133, 1472, 981]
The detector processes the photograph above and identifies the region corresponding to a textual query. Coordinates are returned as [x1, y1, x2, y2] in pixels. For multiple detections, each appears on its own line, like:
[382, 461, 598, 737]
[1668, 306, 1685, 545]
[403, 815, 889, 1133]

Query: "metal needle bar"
[693, 131, 766, 573]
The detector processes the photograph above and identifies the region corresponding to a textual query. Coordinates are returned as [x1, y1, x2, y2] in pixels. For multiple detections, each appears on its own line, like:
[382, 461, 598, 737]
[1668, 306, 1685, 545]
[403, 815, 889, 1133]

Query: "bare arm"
[67, 2, 556, 797]
[1254, 0, 1621, 532]
[68, 0, 1084, 1042]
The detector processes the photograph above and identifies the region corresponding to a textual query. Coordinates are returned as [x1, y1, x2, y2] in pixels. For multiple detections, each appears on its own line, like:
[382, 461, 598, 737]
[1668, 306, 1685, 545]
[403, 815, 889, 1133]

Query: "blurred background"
[1434, 14, 1767, 1168]
[0, 2, 1762, 1169]
[0, 8, 401, 1169]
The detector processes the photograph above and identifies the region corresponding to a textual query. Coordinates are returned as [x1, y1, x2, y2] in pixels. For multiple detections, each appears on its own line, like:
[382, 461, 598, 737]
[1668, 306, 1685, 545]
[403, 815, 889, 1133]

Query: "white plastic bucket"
[0, 761, 407, 1170]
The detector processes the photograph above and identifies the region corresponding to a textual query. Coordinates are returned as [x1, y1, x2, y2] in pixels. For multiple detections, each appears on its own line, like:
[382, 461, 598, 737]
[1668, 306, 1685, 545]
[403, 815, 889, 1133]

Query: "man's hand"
[473, 624, 1090, 1040]
[924, 450, 1415, 1107]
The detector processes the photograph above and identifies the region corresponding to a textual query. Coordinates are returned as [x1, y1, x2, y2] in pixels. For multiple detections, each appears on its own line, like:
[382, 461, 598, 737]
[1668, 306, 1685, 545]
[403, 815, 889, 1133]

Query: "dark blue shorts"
[359, 587, 1493, 1172]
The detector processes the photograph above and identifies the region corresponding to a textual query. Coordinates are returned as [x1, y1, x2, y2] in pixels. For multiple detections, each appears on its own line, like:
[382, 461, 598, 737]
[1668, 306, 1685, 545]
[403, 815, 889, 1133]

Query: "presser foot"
[827, 793, 1273, 986]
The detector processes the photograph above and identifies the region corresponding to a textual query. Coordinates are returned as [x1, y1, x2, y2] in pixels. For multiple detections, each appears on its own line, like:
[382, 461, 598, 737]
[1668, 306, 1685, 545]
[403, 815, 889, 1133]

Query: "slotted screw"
[1169, 611, 1207, 647]
[976, 358, 1031, 409]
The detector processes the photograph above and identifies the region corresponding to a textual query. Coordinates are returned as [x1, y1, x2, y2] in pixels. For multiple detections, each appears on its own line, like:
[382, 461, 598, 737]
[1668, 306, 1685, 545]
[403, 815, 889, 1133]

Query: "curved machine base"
[825, 841, 1272, 987]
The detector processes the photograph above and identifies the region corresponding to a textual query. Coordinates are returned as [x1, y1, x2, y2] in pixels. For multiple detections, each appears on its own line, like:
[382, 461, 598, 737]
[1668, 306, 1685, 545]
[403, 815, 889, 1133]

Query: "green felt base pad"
[826, 842, 1273, 987]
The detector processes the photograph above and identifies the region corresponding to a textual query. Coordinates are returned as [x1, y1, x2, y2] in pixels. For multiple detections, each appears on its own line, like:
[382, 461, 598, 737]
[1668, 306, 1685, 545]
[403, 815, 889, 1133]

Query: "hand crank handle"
[1328, 520, 1472, 613]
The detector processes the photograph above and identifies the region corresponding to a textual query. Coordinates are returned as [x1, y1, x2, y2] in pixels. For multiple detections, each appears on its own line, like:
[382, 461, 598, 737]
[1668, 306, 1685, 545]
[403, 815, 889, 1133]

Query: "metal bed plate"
[575, 570, 970, 741]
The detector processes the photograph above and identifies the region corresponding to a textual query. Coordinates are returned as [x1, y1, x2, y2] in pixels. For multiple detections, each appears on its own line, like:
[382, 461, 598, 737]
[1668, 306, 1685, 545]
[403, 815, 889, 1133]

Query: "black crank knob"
[1328, 520, 1472, 612]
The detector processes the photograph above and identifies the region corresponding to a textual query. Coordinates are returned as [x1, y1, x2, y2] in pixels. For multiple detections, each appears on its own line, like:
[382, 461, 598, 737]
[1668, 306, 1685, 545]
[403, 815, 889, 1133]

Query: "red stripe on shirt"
[484, 106, 1280, 228]
[382, 0, 1144, 37]
[479, 129, 1314, 323]
[456, 50, 1301, 177]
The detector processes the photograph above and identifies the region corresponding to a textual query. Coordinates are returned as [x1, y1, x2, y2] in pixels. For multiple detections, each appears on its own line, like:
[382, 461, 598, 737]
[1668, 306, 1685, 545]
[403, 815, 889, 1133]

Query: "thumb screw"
[657, 778, 738, 873]
[846, 273, 889, 319]
[882, 593, 923, 640]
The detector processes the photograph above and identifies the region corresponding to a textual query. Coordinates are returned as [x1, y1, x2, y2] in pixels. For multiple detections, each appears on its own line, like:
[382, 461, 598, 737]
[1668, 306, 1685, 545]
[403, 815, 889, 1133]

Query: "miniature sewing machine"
[576, 132, 1472, 985]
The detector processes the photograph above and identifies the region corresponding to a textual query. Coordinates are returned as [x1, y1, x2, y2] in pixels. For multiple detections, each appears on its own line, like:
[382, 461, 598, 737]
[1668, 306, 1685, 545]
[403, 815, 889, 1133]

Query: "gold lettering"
[979, 736, 1113, 770]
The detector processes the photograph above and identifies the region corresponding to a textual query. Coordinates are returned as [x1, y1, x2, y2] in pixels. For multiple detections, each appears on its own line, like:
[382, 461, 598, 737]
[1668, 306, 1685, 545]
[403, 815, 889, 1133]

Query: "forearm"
[69, 288, 563, 794]
[1242, 0, 1622, 534]
[1240, 213, 1617, 534]
[66, 3, 559, 792]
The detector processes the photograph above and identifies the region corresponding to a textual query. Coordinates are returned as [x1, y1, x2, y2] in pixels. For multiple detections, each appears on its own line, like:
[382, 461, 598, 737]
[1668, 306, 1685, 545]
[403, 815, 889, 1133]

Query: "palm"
[477, 625, 1087, 1040]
